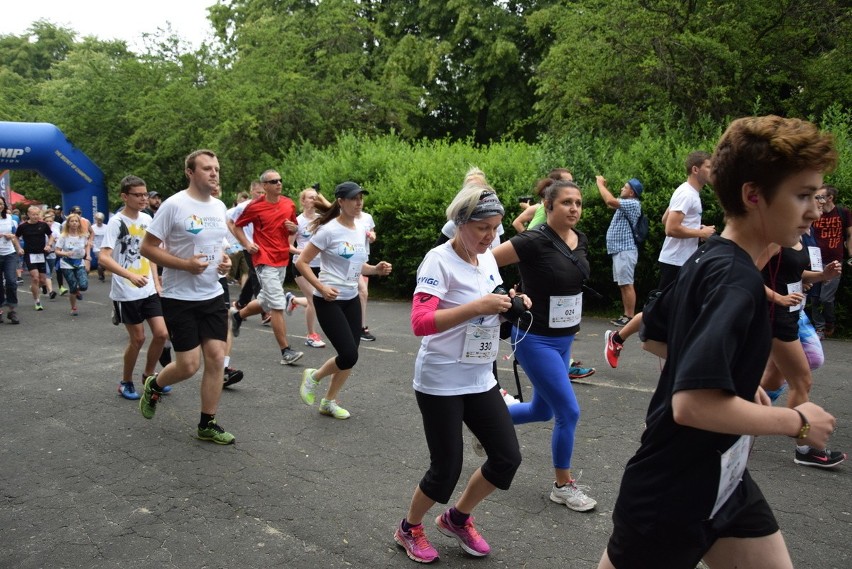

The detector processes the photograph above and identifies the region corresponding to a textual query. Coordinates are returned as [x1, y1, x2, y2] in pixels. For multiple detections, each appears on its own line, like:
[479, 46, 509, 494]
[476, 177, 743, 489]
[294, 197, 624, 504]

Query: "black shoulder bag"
[536, 225, 602, 299]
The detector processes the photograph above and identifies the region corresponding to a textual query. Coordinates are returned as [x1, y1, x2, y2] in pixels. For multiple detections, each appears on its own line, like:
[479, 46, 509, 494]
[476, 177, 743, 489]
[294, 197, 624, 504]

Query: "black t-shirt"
[509, 226, 589, 336]
[15, 221, 52, 254]
[761, 243, 809, 327]
[615, 236, 771, 530]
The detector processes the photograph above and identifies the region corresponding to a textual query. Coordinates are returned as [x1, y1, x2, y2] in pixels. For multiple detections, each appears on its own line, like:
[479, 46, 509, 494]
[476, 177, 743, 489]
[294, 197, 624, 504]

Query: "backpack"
[627, 210, 650, 245]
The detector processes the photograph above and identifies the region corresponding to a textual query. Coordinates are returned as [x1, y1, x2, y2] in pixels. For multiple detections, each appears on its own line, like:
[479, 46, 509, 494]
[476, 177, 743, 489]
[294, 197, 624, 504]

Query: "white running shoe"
[550, 480, 597, 512]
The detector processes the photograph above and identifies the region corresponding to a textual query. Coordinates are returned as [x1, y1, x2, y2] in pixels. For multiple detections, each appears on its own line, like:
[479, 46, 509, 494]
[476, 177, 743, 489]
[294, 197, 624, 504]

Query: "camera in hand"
[492, 285, 527, 321]
[518, 196, 533, 204]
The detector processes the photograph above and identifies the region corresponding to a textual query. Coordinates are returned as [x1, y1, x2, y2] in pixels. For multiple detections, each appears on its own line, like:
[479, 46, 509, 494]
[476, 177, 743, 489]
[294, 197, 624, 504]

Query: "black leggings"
[237, 251, 261, 307]
[415, 386, 522, 503]
[313, 295, 361, 370]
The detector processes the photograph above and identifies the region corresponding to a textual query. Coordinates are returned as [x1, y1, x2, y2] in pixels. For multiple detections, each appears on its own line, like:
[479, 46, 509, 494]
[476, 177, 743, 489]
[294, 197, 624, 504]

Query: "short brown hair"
[185, 149, 217, 172]
[711, 116, 837, 218]
[685, 151, 711, 176]
[120, 175, 147, 194]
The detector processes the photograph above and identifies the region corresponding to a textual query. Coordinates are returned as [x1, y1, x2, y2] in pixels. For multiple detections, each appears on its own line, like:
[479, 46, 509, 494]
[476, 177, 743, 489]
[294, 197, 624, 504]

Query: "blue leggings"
[509, 328, 579, 470]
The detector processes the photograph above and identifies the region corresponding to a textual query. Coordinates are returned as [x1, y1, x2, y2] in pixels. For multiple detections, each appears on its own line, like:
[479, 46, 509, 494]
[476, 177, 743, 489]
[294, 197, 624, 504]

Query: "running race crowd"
[0, 115, 846, 569]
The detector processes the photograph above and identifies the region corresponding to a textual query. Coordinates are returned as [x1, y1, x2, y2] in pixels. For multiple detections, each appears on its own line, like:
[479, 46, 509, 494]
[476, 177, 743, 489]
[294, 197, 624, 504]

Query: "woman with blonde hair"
[55, 213, 91, 315]
[290, 187, 327, 348]
[394, 184, 525, 563]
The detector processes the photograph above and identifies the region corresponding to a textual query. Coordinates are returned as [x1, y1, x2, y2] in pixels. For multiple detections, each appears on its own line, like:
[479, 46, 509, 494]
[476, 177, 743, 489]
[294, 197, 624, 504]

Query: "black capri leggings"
[313, 295, 361, 370]
[415, 386, 522, 504]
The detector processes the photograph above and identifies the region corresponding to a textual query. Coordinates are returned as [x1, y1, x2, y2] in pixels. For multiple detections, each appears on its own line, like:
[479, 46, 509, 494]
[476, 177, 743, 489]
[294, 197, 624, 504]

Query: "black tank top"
[761, 244, 809, 295]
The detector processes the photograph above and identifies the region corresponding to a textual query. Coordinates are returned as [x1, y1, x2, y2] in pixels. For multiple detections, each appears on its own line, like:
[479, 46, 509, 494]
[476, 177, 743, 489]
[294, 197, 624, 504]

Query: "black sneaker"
[41, 285, 48, 294]
[223, 367, 244, 387]
[609, 315, 632, 327]
[7, 311, 19, 324]
[360, 327, 376, 341]
[794, 447, 847, 468]
[48, 290, 57, 300]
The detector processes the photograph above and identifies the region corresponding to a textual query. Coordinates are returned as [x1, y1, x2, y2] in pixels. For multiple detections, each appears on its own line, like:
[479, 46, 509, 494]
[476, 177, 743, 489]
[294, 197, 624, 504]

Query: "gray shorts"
[256, 264, 288, 311]
[612, 249, 638, 286]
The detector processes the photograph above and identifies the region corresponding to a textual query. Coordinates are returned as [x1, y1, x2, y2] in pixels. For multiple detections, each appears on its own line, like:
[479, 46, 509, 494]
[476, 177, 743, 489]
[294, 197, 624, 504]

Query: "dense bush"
[275, 109, 851, 328]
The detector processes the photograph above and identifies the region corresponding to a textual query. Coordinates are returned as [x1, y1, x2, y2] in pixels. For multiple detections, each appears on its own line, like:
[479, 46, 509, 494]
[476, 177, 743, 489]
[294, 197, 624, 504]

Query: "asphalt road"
[1, 279, 849, 568]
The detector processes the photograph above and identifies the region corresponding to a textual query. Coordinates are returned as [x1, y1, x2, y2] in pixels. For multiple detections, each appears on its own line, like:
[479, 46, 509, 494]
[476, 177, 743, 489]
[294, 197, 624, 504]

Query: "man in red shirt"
[811, 184, 851, 337]
[229, 169, 304, 365]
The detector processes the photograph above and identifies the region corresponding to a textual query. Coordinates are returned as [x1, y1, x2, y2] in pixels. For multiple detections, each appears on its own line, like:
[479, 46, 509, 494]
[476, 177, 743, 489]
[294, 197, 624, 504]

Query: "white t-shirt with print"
[412, 242, 502, 396]
[101, 212, 157, 301]
[294, 212, 321, 268]
[0, 217, 18, 256]
[658, 181, 703, 267]
[146, 190, 228, 301]
[310, 218, 368, 301]
[56, 234, 89, 269]
[91, 222, 107, 253]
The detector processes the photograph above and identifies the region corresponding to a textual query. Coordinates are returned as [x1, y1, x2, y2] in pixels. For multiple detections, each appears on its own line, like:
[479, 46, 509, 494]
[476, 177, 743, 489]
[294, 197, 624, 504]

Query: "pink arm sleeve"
[411, 292, 440, 336]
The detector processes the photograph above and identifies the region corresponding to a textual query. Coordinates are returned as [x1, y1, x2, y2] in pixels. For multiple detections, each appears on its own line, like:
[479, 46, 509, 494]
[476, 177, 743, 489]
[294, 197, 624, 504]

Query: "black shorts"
[770, 309, 799, 342]
[606, 475, 779, 569]
[24, 257, 47, 274]
[113, 293, 164, 326]
[292, 263, 319, 279]
[161, 295, 227, 352]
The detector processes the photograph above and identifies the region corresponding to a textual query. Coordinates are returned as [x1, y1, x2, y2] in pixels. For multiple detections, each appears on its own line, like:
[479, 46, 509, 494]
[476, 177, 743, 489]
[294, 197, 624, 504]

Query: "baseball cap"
[53, 205, 62, 210]
[148, 191, 160, 198]
[71, 205, 82, 213]
[627, 178, 644, 197]
[334, 182, 368, 199]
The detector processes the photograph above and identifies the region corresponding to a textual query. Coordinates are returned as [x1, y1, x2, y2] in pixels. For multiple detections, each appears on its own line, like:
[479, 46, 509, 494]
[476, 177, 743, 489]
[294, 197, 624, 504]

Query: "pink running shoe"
[435, 510, 490, 557]
[394, 521, 439, 563]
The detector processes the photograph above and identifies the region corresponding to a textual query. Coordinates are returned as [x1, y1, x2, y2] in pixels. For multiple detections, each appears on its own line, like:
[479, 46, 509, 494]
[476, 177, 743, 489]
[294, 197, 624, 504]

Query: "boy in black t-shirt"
[597, 116, 840, 569]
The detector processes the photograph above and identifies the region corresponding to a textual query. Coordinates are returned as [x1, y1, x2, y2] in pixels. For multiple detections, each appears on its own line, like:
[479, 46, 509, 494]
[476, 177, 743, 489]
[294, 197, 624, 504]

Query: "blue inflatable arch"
[0, 121, 107, 220]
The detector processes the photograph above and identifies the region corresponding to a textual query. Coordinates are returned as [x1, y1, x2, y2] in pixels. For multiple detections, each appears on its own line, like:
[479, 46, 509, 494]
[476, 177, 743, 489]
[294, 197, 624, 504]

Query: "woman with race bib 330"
[392, 184, 525, 564]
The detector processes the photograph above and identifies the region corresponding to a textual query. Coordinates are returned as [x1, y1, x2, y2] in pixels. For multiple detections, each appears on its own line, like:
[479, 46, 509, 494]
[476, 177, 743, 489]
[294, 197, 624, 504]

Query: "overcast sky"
[4, 0, 218, 51]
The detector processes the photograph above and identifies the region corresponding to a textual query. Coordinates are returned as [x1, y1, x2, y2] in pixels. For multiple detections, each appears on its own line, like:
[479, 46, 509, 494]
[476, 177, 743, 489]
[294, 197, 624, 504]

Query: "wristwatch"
[793, 408, 810, 440]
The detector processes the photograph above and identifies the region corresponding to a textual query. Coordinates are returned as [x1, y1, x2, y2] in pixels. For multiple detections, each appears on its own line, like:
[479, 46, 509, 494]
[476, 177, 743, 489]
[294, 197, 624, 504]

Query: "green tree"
[374, 0, 543, 142]
[532, 0, 852, 133]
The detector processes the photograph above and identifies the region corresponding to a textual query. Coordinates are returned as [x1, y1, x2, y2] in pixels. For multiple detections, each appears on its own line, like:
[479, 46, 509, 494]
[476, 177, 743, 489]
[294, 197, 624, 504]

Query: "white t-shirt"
[146, 190, 229, 301]
[357, 211, 375, 257]
[56, 234, 89, 269]
[310, 218, 368, 301]
[91, 222, 107, 253]
[227, 200, 254, 243]
[294, 212, 321, 268]
[441, 220, 504, 249]
[0, 217, 18, 256]
[658, 181, 703, 267]
[46, 221, 61, 258]
[101, 211, 157, 301]
[412, 242, 502, 396]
